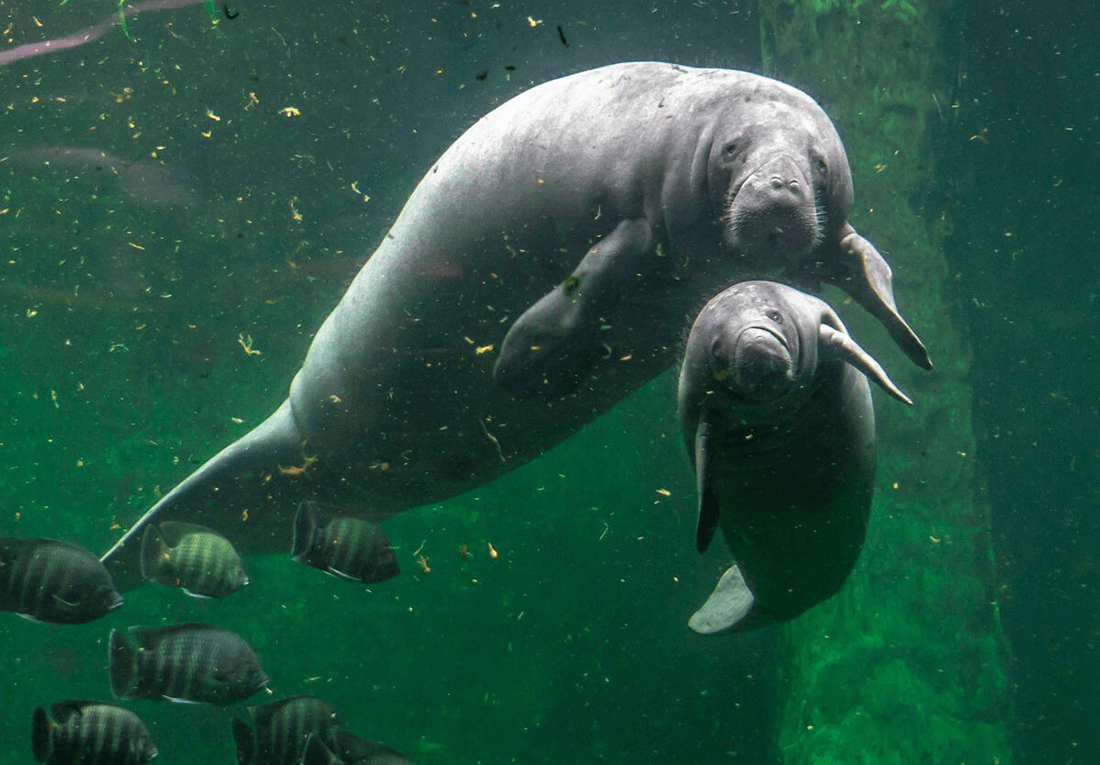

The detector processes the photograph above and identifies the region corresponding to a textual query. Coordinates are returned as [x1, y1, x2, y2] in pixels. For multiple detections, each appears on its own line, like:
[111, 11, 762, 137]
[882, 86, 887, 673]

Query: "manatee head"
[707, 95, 853, 269]
[693, 281, 805, 405]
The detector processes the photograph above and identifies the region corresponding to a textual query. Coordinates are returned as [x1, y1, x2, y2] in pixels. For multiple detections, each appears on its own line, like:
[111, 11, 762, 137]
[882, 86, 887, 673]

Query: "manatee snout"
[724, 155, 820, 258]
[717, 325, 794, 401]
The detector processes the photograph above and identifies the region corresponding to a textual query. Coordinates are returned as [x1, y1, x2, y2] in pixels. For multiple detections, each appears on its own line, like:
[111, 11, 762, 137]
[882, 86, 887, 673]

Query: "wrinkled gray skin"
[101, 62, 927, 589]
[679, 281, 912, 634]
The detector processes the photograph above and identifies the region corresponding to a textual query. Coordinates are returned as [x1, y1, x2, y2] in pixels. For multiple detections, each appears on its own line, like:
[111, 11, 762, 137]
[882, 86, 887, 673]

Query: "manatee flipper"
[100, 399, 306, 592]
[494, 218, 656, 397]
[818, 324, 913, 406]
[688, 564, 757, 635]
[693, 417, 721, 555]
[823, 223, 932, 371]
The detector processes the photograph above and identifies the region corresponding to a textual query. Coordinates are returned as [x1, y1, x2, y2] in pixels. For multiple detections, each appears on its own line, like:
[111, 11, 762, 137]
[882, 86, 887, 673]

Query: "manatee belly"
[712, 370, 876, 618]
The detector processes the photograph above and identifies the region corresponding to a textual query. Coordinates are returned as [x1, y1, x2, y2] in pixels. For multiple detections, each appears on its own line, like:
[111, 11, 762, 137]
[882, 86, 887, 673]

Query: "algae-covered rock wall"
[758, 1, 1013, 762]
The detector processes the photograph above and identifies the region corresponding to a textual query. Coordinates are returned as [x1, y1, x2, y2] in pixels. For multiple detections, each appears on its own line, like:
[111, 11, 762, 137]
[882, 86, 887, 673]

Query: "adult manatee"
[679, 281, 912, 634]
[101, 62, 927, 588]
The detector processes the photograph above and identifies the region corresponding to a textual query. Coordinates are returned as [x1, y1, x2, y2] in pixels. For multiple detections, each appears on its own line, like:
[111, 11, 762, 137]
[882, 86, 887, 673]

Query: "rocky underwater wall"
[759, 0, 1013, 762]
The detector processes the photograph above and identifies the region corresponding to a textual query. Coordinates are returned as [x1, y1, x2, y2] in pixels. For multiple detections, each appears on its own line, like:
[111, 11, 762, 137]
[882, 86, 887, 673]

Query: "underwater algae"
[760, 0, 1012, 762]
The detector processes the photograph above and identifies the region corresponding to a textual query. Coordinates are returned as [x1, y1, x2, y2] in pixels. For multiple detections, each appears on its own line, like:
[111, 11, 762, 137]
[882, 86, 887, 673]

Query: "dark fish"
[0, 538, 123, 624]
[233, 695, 343, 765]
[292, 503, 399, 584]
[32, 700, 157, 765]
[323, 729, 417, 765]
[110, 623, 268, 706]
[140, 522, 248, 598]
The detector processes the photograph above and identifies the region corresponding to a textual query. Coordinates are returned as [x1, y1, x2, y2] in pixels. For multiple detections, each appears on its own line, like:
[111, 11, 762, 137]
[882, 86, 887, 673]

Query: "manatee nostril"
[769, 176, 801, 195]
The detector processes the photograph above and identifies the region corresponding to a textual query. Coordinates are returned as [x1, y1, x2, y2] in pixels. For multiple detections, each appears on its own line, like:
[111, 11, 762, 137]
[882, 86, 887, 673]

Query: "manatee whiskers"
[810, 186, 827, 250]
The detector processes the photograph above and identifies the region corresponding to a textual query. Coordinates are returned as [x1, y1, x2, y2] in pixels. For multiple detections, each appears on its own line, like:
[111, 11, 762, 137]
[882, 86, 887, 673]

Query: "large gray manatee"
[102, 62, 927, 589]
[679, 281, 912, 634]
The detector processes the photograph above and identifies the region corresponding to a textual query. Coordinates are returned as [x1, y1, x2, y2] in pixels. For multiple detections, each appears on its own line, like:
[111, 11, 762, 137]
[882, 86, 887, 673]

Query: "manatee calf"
[101, 62, 927, 589]
[679, 281, 912, 634]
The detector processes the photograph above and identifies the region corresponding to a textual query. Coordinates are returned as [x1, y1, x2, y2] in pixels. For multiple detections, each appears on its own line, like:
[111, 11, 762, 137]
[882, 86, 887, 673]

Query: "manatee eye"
[766, 309, 783, 324]
[812, 155, 828, 175]
[721, 142, 740, 160]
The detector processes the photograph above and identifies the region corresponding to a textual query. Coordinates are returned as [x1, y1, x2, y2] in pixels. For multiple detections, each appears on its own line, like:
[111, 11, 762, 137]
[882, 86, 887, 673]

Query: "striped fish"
[292, 502, 399, 584]
[32, 700, 157, 765]
[0, 538, 123, 624]
[140, 522, 248, 598]
[109, 623, 268, 706]
[232, 695, 343, 765]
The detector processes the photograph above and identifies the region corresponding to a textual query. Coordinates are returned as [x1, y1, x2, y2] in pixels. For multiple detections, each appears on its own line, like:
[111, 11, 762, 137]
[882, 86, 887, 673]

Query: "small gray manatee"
[678, 281, 912, 634]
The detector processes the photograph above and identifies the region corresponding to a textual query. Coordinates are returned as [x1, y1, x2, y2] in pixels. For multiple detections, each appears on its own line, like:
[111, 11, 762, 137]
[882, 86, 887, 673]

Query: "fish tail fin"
[300, 733, 340, 765]
[291, 502, 318, 563]
[108, 628, 137, 697]
[31, 707, 52, 763]
[231, 717, 255, 765]
[139, 525, 168, 584]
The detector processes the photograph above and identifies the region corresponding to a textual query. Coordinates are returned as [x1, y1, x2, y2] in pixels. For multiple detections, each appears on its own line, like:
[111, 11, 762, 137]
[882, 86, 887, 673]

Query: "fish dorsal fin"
[249, 695, 309, 728]
[48, 700, 107, 722]
[694, 417, 721, 555]
[130, 622, 215, 649]
[156, 521, 220, 546]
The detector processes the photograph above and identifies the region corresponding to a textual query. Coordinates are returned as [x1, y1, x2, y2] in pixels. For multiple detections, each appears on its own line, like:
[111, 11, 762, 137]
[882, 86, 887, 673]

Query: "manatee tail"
[100, 399, 306, 591]
[688, 564, 777, 635]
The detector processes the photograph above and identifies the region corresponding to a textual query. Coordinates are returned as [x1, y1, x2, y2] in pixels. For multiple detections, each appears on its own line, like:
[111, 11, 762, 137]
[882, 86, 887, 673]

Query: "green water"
[1, 1, 1096, 763]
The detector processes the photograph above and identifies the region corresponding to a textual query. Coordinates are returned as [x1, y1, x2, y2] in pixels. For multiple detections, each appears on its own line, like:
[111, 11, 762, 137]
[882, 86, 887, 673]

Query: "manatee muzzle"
[725, 155, 819, 258]
[730, 326, 794, 400]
